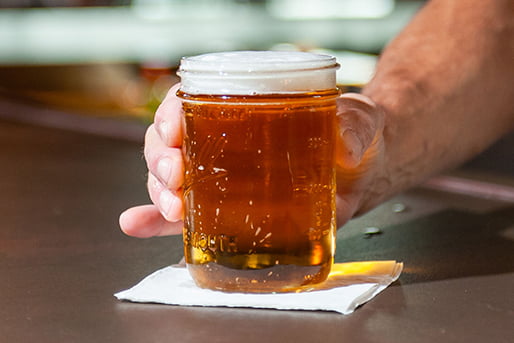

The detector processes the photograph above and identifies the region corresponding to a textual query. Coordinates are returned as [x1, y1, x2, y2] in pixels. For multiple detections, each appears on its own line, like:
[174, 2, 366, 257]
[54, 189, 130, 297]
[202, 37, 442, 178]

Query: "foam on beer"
[178, 51, 339, 95]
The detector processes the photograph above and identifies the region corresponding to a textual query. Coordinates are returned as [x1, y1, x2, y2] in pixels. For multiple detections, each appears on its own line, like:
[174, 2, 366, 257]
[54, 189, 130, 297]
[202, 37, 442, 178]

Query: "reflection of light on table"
[423, 175, 514, 202]
[291, 260, 403, 293]
[329, 260, 402, 278]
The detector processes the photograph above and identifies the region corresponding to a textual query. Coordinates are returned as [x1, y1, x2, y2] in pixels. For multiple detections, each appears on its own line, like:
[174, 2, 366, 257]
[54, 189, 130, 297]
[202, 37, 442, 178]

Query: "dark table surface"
[1, 109, 513, 343]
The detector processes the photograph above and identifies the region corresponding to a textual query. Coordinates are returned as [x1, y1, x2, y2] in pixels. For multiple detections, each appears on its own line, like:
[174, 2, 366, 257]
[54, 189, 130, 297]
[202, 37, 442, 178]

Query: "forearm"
[360, 0, 514, 211]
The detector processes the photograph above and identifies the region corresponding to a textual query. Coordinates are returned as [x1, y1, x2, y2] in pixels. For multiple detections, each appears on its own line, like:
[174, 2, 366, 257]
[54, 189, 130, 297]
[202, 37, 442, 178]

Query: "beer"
[177, 51, 340, 292]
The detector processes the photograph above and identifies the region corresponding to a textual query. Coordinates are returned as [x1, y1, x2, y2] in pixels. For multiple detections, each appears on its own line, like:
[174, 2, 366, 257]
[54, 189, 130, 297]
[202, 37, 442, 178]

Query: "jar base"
[187, 261, 331, 293]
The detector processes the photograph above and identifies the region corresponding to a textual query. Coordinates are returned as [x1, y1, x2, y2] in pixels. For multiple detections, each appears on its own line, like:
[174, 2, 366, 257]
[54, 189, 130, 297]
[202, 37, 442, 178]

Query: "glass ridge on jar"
[177, 51, 340, 293]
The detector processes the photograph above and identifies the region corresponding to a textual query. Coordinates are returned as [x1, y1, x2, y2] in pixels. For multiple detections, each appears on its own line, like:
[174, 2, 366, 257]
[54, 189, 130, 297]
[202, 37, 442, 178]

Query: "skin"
[119, 0, 514, 238]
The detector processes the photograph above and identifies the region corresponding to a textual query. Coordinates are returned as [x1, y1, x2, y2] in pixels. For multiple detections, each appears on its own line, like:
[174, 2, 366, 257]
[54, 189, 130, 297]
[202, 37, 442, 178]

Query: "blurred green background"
[0, 0, 424, 121]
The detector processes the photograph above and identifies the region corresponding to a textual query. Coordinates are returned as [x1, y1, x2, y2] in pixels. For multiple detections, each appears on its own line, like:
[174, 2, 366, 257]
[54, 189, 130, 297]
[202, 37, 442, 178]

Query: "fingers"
[144, 124, 184, 190]
[154, 83, 183, 147]
[147, 172, 184, 222]
[336, 93, 385, 168]
[144, 125, 184, 221]
[143, 84, 185, 224]
[145, 125, 184, 221]
[119, 205, 184, 238]
[119, 83, 185, 238]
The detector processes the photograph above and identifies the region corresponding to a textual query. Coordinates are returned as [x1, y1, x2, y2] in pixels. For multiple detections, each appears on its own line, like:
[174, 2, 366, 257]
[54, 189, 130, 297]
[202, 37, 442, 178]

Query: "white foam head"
[178, 51, 339, 95]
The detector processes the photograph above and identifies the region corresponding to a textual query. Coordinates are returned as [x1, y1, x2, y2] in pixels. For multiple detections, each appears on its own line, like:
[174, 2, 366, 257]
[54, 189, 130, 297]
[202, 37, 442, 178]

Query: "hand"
[119, 84, 185, 237]
[334, 93, 385, 226]
[119, 86, 385, 237]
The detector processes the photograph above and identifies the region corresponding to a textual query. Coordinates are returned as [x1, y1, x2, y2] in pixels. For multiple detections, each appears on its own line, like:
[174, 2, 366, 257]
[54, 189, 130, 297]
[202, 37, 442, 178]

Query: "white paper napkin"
[115, 260, 402, 315]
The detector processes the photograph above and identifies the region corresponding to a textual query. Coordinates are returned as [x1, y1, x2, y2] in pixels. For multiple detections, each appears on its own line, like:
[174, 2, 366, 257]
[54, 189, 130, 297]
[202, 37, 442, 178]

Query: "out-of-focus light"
[131, 0, 175, 20]
[332, 50, 377, 86]
[267, 0, 394, 20]
[273, 46, 377, 86]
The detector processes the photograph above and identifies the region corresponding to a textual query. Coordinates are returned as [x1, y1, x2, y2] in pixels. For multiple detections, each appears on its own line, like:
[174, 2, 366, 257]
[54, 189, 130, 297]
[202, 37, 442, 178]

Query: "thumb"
[336, 93, 384, 168]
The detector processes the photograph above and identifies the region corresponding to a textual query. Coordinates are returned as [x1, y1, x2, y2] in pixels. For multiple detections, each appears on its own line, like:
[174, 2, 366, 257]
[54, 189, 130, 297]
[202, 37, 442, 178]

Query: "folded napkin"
[115, 260, 402, 315]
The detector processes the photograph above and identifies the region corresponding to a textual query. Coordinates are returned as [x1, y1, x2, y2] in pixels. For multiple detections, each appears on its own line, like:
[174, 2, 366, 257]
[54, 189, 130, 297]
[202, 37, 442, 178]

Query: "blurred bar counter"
[0, 1, 423, 64]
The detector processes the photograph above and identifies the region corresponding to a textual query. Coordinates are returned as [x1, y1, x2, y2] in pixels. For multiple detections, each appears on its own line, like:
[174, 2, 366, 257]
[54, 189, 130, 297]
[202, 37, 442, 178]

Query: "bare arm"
[120, 0, 514, 236]
[356, 0, 514, 213]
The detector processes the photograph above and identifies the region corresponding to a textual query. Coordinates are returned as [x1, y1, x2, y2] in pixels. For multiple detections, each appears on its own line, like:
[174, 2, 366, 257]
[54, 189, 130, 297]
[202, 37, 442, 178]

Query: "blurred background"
[0, 0, 511, 174]
[0, 0, 424, 124]
[2, 3, 512, 340]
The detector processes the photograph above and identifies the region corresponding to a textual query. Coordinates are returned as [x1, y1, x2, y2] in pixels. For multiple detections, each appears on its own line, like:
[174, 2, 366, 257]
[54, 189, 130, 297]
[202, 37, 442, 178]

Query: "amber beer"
[177, 51, 340, 292]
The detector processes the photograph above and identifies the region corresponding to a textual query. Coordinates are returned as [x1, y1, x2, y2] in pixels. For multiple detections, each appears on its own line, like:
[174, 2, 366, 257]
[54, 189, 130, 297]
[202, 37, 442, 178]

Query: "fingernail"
[158, 120, 170, 145]
[159, 189, 174, 217]
[342, 129, 364, 162]
[157, 157, 172, 184]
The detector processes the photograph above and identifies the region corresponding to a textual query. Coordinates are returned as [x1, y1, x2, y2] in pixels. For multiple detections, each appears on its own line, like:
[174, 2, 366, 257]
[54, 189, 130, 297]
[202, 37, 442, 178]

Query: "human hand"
[333, 93, 385, 226]
[119, 84, 185, 237]
[119, 87, 385, 237]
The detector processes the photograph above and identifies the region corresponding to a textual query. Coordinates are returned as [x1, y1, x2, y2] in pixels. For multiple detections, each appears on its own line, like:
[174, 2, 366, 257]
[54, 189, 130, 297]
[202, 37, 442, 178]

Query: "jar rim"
[179, 51, 339, 74]
[178, 51, 339, 96]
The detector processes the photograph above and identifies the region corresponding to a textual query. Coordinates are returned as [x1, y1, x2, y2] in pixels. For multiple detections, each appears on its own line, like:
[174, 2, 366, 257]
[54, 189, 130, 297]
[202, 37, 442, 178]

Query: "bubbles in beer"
[181, 92, 338, 292]
[179, 51, 339, 292]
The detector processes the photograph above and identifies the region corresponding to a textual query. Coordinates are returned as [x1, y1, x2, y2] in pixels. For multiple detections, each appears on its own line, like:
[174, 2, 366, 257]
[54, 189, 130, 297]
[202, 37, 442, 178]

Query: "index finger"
[154, 83, 183, 148]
